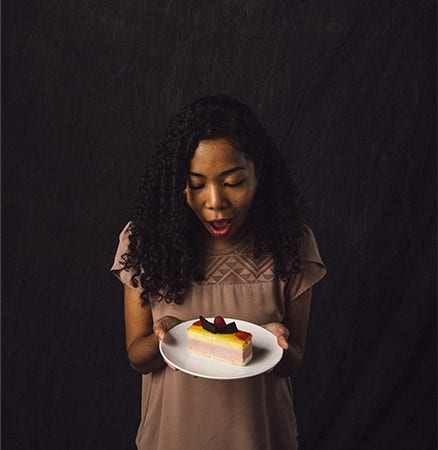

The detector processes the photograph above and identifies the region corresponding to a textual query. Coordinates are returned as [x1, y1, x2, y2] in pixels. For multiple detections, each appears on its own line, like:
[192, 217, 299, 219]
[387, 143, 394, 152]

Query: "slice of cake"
[187, 316, 253, 366]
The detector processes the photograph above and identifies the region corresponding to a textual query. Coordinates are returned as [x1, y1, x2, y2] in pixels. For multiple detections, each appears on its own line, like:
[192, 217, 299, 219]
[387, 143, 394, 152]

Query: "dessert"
[187, 316, 253, 365]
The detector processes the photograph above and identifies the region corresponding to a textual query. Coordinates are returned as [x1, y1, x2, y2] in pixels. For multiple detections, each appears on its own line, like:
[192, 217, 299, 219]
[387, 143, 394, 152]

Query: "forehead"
[189, 138, 252, 174]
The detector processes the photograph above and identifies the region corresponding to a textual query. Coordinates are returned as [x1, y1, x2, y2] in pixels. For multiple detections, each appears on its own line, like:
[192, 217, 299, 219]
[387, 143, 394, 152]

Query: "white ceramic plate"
[159, 318, 283, 380]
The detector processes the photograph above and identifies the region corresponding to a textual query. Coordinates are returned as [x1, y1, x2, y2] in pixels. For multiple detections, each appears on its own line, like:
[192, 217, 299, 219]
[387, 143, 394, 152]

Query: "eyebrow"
[189, 166, 246, 178]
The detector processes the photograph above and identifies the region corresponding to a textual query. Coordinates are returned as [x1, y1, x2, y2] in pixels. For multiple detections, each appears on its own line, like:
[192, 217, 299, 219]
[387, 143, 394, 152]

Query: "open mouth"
[205, 219, 234, 237]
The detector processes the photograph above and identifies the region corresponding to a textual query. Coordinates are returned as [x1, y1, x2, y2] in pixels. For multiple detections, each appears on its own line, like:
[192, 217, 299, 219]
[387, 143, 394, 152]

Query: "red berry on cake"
[214, 315, 226, 328]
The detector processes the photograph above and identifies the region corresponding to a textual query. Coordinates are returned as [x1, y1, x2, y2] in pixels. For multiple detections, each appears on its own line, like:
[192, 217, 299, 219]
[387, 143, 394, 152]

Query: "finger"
[153, 322, 165, 340]
[153, 321, 170, 341]
[167, 362, 178, 371]
[154, 316, 182, 341]
[280, 325, 290, 340]
[277, 334, 289, 350]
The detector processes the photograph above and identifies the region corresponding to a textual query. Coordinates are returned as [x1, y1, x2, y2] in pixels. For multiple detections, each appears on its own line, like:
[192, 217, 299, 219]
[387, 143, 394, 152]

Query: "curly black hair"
[122, 94, 307, 305]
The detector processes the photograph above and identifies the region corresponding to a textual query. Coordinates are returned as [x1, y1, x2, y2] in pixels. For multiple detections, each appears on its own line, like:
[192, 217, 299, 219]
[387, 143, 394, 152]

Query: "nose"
[205, 185, 229, 210]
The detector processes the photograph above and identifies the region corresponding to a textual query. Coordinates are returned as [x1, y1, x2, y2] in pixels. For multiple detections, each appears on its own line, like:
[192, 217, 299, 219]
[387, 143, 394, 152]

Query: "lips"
[209, 219, 232, 230]
[205, 219, 234, 237]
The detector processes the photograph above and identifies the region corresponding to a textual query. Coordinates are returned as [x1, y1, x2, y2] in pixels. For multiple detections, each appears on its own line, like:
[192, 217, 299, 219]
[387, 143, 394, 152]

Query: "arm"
[124, 285, 164, 373]
[263, 287, 312, 377]
[124, 285, 182, 373]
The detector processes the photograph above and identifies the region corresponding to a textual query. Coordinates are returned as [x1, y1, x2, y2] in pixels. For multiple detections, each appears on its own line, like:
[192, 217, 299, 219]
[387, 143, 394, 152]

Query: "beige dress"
[111, 224, 326, 450]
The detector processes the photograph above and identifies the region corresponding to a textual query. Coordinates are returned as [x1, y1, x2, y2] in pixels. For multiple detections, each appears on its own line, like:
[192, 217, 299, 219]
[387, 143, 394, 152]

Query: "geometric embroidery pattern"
[201, 237, 275, 285]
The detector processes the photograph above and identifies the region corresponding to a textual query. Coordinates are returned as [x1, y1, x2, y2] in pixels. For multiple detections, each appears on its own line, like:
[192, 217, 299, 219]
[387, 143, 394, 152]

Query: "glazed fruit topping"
[235, 331, 252, 341]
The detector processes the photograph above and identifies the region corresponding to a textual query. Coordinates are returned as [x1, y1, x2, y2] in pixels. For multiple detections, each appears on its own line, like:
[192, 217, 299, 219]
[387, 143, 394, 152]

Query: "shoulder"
[285, 226, 327, 300]
[116, 221, 132, 241]
[110, 222, 143, 292]
[298, 225, 325, 266]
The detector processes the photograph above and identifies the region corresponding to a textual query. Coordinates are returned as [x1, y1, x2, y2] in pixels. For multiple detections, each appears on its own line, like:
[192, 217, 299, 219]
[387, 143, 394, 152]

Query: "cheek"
[236, 188, 257, 211]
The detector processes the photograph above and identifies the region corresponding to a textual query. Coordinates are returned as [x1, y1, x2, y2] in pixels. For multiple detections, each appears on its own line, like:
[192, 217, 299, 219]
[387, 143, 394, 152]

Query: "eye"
[224, 180, 245, 187]
[188, 183, 204, 191]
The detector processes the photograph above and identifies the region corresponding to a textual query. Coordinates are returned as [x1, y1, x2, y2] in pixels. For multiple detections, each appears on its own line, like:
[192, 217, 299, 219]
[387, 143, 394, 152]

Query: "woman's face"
[185, 137, 258, 250]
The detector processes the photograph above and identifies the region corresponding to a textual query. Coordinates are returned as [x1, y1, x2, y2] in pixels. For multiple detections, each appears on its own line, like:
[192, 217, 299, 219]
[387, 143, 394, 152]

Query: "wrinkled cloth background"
[3, 1, 436, 449]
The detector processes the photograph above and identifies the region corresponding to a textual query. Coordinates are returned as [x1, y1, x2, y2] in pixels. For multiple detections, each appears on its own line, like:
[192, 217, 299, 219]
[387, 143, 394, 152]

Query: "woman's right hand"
[153, 315, 182, 371]
[153, 315, 182, 341]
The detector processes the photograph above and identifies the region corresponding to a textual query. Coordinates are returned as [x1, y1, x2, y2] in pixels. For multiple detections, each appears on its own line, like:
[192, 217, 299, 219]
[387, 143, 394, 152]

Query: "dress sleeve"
[109, 222, 143, 293]
[286, 227, 327, 301]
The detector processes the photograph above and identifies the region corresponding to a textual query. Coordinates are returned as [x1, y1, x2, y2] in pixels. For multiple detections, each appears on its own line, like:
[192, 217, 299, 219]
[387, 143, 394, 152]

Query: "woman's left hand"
[261, 322, 290, 350]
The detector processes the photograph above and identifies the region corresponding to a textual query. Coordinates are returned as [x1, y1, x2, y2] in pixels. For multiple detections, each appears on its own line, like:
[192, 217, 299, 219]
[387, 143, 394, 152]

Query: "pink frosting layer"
[188, 338, 253, 365]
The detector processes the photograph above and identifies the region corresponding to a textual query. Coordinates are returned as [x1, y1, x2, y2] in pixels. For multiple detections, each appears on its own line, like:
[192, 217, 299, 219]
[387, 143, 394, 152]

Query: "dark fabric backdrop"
[3, 1, 436, 449]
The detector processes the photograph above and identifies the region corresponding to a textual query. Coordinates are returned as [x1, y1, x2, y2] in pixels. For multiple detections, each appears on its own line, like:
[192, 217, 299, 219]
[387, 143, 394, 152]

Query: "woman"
[111, 94, 326, 449]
